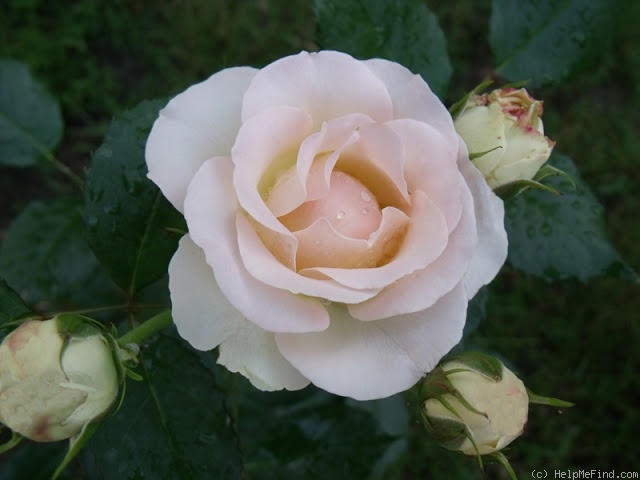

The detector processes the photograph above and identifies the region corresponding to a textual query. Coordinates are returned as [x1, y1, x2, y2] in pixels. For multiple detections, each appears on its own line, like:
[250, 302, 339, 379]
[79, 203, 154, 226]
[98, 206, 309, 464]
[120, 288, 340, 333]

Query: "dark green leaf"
[84, 99, 185, 295]
[0, 59, 63, 167]
[463, 287, 487, 339]
[449, 287, 488, 356]
[490, 0, 617, 86]
[346, 395, 409, 479]
[84, 331, 392, 480]
[0, 198, 123, 311]
[0, 278, 32, 325]
[505, 153, 636, 282]
[0, 441, 71, 480]
[83, 333, 242, 480]
[314, 0, 452, 98]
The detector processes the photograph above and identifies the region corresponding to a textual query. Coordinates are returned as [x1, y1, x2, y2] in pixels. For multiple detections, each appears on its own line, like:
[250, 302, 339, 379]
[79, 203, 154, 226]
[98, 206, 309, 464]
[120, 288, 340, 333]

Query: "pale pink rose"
[146, 51, 507, 400]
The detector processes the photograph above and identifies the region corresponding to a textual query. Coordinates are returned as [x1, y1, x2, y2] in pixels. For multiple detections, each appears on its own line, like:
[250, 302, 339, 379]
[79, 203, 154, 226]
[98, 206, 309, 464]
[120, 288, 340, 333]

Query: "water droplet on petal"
[336, 210, 346, 220]
[360, 190, 372, 202]
[361, 208, 369, 215]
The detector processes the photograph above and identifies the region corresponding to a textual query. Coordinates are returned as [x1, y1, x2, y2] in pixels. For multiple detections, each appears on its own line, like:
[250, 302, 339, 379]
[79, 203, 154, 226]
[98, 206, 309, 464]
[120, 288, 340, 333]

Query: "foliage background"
[1, 0, 638, 478]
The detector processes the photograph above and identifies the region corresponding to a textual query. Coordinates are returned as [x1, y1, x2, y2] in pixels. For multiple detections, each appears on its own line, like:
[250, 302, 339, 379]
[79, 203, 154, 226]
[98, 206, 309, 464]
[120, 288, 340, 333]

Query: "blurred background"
[1, 1, 638, 478]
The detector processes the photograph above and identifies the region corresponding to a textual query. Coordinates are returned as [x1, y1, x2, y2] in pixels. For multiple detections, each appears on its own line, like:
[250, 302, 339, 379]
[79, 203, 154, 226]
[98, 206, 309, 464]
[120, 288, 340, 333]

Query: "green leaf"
[490, 0, 617, 86]
[52, 421, 102, 480]
[83, 332, 392, 480]
[0, 441, 71, 480]
[505, 153, 636, 282]
[449, 287, 488, 356]
[0, 198, 123, 311]
[84, 99, 185, 295]
[347, 394, 409, 479]
[527, 388, 575, 408]
[314, 0, 452, 98]
[82, 333, 242, 480]
[0, 278, 32, 325]
[0, 58, 63, 167]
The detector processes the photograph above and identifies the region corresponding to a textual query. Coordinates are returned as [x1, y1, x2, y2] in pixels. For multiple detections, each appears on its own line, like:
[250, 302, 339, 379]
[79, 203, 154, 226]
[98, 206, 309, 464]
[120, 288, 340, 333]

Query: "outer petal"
[218, 323, 310, 392]
[454, 103, 506, 179]
[242, 51, 394, 129]
[170, 236, 309, 391]
[276, 284, 467, 400]
[146, 67, 257, 212]
[457, 139, 508, 298]
[364, 58, 458, 144]
[185, 157, 330, 333]
[492, 122, 553, 186]
[169, 235, 242, 351]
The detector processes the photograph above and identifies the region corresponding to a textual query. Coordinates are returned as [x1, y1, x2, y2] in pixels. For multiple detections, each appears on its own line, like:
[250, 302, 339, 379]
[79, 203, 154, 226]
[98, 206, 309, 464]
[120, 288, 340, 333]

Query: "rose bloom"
[146, 51, 507, 400]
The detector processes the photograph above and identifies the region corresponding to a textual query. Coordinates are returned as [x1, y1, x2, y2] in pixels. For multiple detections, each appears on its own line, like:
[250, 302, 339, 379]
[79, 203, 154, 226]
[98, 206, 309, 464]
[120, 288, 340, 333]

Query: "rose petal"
[348, 177, 477, 320]
[232, 106, 313, 269]
[336, 123, 411, 208]
[492, 122, 553, 186]
[185, 157, 330, 333]
[387, 118, 463, 230]
[171, 232, 309, 391]
[454, 103, 506, 178]
[457, 139, 508, 298]
[146, 67, 257, 212]
[293, 206, 409, 270]
[242, 51, 394, 129]
[218, 324, 310, 392]
[169, 235, 243, 351]
[364, 58, 458, 143]
[276, 284, 467, 400]
[267, 113, 373, 218]
[236, 214, 381, 303]
[305, 190, 448, 291]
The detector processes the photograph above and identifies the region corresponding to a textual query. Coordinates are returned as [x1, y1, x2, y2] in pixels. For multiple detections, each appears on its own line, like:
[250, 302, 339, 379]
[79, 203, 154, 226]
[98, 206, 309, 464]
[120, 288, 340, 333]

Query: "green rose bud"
[420, 352, 529, 456]
[455, 87, 555, 190]
[0, 316, 119, 442]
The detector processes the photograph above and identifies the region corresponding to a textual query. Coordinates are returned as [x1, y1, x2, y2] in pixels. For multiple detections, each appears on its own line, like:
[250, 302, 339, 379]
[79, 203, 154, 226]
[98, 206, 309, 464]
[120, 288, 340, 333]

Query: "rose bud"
[0, 315, 119, 442]
[454, 87, 555, 190]
[419, 351, 528, 456]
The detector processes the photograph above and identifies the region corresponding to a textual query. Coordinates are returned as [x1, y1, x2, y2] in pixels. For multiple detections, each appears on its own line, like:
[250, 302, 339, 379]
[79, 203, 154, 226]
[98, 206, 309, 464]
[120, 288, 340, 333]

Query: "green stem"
[0, 430, 22, 454]
[46, 151, 84, 188]
[490, 452, 518, 480]
[118, 310, 172, 346]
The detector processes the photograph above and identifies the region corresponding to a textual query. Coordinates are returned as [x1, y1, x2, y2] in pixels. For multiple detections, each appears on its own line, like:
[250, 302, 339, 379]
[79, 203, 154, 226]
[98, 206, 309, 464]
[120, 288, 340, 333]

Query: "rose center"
[280, 170, 382, 239]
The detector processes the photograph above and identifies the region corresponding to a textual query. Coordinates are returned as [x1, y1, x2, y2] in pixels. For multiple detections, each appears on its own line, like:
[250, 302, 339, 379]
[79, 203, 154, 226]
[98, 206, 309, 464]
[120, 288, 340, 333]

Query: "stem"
[490, 452, 519, 480]
[45, 151, 83, 188]
[118, 310, 172, 346]
[0, 431, 22, 454]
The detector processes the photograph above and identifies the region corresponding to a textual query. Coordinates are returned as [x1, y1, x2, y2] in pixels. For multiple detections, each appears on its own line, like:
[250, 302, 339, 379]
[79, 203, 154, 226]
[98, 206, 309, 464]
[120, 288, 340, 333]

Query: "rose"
[146, 50, 507, 400]
[420, 352, 529, 455]
[0, 316, 119, 441]
[454, 87, 555, 190]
